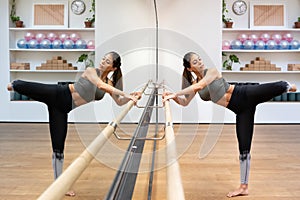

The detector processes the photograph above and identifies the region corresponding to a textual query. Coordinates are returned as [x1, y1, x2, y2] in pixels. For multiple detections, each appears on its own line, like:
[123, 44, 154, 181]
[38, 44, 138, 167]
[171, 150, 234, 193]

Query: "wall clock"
[71, 0, 86, 15]
[232, 0, 247, 15]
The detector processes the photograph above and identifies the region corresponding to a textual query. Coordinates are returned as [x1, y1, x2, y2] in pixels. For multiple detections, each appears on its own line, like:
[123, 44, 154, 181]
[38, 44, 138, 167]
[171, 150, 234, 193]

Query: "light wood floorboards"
[0, 123, 299, 200]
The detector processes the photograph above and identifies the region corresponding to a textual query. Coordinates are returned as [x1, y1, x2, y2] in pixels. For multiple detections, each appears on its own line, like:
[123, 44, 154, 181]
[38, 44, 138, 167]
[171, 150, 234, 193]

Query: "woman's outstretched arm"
[83, 67, 137, 104]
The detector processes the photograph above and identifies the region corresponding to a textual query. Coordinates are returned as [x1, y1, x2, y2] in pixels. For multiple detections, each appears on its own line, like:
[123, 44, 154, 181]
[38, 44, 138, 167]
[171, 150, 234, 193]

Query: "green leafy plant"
[222, 53, 240, 70]
[77, 52, 95, 68]
[222, 0, 232, 23]
[298, 17, 300, 22]
[85, 0, 95, 24]
[10, 0, 21, 23]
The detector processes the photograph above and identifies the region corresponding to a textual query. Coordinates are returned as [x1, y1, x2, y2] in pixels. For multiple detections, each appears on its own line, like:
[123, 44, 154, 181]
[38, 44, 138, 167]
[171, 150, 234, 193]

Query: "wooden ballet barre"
[164, 100, 185, 200]
[37, 82, 149, 200]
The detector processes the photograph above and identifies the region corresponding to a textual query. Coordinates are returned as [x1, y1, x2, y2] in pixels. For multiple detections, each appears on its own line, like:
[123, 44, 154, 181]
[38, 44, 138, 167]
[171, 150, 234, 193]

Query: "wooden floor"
[0, 123, 300, 200]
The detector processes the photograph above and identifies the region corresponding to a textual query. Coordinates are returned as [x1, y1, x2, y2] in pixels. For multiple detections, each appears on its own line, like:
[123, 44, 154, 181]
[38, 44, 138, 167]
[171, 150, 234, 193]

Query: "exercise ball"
[17, 39, 27, 48]
[271, 34, 282, 43]
[237, 33, 248, 42]
[27, 39, 39, 49]
[289, 40, 300, 49]
[230, 40, 242, 49]
[40, 39, 52, 49]
[255, 40, 265, 50]
[260, 33, 270, 42]
[278, 40, 289, 50]
[266, 40, 277, 50]
[52, 39, 62, 49]
[222, 40, 230, 50]
[248, 34, 259, 42]
[47, 32, 58, 42]
[63, 39, 74, 49]
[35, 33, 46, 42]
[243, 40, 254, 50]
[24, 32, 35, 41]
[75, 39, 87, 49]
[59, 33, 69, 42]
[282, 33, 293, 42]
[69, 33, 81, 42]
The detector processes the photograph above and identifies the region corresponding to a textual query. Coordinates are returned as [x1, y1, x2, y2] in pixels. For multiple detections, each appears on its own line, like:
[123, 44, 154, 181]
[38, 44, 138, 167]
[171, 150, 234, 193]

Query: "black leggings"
[12, 80, 73, 155]
[227, 81, 289, 154]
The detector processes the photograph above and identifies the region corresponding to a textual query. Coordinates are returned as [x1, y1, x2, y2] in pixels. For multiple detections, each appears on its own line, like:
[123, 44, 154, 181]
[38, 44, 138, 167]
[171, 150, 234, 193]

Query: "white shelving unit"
[222, 27, 300, 123]
[9, 28, 95, 97]
[222, 28, 300, 83]
[6, 0, 96, 113]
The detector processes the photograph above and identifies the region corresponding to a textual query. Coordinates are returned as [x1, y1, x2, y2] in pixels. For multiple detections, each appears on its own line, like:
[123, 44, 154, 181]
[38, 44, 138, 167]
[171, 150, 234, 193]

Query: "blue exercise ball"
[242, 40, 254, 50]
[254, 40, 265, 50]
[63, 39, 74, 49]
[27, 39, 39, 49]
[40, 39, 52, 49]
[230, 40, 242, 50]
[52, 39, 63, 49]
[278, 40, 289, 50]
[289, 40, 300, 50]
[17, 39, 27, 48]
[75, 39, 87, 49]
[266, 40, 277, 50]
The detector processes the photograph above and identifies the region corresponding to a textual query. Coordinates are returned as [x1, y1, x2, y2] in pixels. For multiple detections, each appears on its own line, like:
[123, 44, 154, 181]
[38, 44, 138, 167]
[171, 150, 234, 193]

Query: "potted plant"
[222, 0, 233, 28]
[295, 17, 300, 28]
[84, 0, 95, 28]
[222, 53, 240, 70]
[10, 0, 23, 28]
[77, 52, 95, 70]
[84, 17, 94, 28]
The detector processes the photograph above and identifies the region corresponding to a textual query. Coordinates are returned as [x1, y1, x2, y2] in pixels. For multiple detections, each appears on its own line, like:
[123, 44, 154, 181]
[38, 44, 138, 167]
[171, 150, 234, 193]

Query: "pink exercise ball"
[87, 40, 95, 49]
[237, 33, 248, 42]
[59, 33, 69, 42]
[69, 33, 81, 42]
[24, 32, 35, 41]
[282, 33, 293, 42]
[35, 33, 46, 42]
[260, 33, 271, 42]
[248, 34, 258, 42]
[47, 32, 58, 42]
[271, 34, 282, 43]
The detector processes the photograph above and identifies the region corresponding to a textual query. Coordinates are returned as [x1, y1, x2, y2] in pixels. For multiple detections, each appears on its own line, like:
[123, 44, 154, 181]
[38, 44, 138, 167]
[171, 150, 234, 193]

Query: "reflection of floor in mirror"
[1, 123, 300, 200]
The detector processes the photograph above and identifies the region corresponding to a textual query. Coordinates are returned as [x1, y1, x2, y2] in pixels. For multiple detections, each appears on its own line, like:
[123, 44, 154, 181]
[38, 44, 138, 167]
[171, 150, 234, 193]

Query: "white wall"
[224, 0, 300, 29]
[0, 0, 11, 120]
[96, 0, 222, 123]
[2, 0, 298, 123]
[0, 0, 221, 123]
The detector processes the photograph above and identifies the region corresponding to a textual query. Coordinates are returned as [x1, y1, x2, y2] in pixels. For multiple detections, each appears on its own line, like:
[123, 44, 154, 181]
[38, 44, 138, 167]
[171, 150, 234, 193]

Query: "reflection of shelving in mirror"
[9, 28, 95, 75]
[11, 29, 95, 50]
[222, 28, 300, 73]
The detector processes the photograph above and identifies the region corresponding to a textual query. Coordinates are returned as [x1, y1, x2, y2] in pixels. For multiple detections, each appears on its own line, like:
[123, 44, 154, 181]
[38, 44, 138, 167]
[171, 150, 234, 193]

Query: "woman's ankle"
[7, 83, 13, 91]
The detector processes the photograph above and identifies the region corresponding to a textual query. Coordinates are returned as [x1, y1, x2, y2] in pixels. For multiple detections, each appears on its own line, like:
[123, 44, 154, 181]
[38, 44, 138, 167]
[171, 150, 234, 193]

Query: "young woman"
[7, 51, 140, 197]
[162, 52, 297, 198]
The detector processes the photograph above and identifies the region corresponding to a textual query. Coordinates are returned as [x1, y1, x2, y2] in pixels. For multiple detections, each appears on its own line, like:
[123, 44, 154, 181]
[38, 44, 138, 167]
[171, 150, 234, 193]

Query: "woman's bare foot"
[65, 190, 76, 197]
[289, 84, 297, 92]
[7, 83, 13, 91]
[227, 184, 248, 198]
